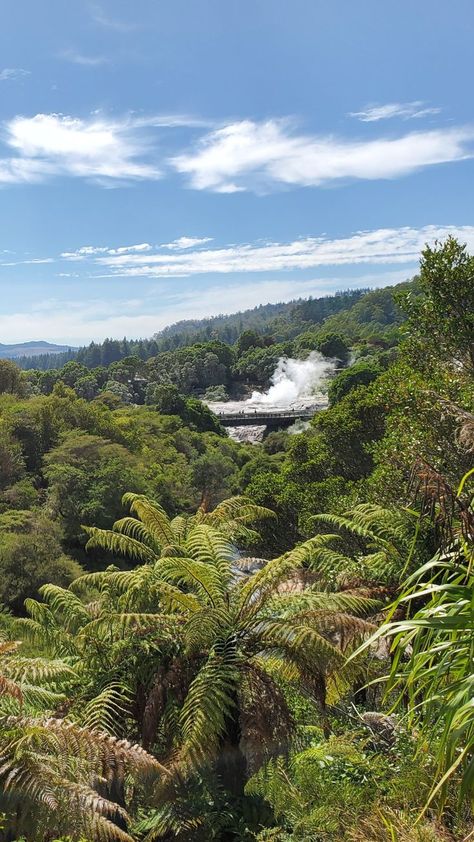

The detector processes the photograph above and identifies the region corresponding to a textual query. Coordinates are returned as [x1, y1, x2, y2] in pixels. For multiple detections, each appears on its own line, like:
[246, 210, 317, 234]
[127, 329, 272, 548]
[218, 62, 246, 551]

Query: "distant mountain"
[0, 341, 77, 360]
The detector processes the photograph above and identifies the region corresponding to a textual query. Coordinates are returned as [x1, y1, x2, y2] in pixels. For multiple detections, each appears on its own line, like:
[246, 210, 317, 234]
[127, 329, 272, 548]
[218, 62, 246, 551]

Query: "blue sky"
[0, 0, 473, 345]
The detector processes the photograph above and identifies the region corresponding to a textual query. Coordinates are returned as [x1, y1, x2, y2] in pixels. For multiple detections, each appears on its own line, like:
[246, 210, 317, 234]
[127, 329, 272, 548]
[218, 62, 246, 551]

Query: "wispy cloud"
[61, 243, 152, 260]
[0, 256, 54, 266]
[171, 119, 472, 193]
[89, 3, 138, 32]
[60, 49, 109, 67]
[0, 67, 30, 82]
[163, 236, 214, 250]
[58, 225, 474, 278]
[350, 101, 442, 122]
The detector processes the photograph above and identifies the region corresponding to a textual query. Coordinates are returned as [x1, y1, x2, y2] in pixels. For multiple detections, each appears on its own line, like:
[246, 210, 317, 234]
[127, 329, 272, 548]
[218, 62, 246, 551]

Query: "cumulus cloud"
[89, 225, 474, 278]
[0, 68, 30, 82]
[0, 113, 161, 185]
[350, 101, 442, 122]
[171, 119, 472, 193]
[162, 236, 214, 250]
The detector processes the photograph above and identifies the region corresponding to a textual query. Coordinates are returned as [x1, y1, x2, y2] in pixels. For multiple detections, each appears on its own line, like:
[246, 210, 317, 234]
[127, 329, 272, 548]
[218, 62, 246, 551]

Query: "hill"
[0, 341, 77, 360]
[17, 288, 371, 370]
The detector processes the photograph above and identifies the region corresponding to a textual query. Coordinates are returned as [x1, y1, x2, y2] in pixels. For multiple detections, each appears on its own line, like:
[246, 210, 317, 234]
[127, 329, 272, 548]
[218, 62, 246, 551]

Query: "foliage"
[371, 465, 474, 810]
[328, 359, 381, 405]
[248, 731, 444, 841]
[0, 511, 82, 612]
[43, 433, 146, 544]
[0, 242, 472, 840]
[400, 237, 474, 373]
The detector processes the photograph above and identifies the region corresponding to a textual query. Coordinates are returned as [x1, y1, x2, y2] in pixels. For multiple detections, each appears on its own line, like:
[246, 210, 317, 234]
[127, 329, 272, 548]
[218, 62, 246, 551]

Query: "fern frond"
[169, 514, 190, 543]
[185, 525, 235, 582]
[251, 618, 344, 672]
[0, 674, 22, 702]
[160, 555, 228, 607]
[179, 643, 239, 765]
[183, 607, 232, 653]
[268, 590, 381, 618]
[3, 657, 76, 685]
[122, 493, 175, 546]
[84, 526, 158, 564]
[38, 584, 92, 628]
[155, 580, 202, 615]
[79, 612, 183, 640]
[81, 682, 133, 735]
[312, 513, 391, 549]
[237, 537, 321, 618]
[113, 517, 162, 553]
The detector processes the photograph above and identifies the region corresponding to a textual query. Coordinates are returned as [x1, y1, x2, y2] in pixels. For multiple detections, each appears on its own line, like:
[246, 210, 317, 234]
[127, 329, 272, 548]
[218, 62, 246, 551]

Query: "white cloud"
[171, 119, 472, 193]
[162, 236, 214, 250]
[350, 101, 442, 122]
[0, 270, 409, 345]
[91, 225, 474, 278]
[60, 49, 109, 67]
[107, 243, 152, 255]
[61, 246, 110, 260]
[1, 113, 161, 184]
[62, 243, 152, 260]
[0, 68, 30, 82]
[0, 110, 470, 191]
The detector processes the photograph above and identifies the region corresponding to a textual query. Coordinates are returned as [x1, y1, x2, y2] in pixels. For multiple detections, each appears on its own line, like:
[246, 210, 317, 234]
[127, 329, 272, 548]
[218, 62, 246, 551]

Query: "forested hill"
[17, 283, 398, 370]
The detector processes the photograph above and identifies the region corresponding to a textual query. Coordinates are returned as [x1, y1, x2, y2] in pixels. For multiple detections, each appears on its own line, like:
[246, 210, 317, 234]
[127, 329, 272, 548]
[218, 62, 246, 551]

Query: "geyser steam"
[246, 352, 335, 409]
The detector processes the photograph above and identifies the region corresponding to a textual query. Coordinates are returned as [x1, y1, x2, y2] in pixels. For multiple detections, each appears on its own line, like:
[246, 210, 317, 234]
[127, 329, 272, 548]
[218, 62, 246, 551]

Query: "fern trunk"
[216, 702, 248, 797]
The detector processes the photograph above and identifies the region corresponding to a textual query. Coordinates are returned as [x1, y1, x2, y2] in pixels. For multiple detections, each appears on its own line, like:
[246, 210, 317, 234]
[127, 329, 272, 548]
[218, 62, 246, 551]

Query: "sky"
[0, 0, 473, 346]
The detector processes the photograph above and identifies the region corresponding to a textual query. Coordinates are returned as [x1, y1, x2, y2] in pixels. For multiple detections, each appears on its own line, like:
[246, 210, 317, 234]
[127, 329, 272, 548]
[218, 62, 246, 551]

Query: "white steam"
[246, 352, 335, 410]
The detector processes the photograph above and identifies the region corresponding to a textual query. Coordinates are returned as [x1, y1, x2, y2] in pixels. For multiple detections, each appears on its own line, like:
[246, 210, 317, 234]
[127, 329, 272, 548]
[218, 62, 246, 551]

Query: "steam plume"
[246, 352, 335, 409]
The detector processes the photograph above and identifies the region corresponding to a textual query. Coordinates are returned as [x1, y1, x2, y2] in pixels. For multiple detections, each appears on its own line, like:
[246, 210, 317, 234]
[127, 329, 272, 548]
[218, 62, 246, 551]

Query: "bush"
[0, 511, 82, 612]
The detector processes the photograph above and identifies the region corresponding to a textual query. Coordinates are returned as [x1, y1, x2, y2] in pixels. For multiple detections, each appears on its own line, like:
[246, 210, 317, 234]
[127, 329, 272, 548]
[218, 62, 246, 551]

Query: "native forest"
[0, 237, 472, 841]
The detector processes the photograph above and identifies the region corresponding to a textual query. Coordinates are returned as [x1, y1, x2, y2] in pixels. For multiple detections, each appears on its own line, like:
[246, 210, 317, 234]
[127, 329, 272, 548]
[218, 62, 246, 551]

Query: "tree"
[0, 427, 24, 490]
[57, 361, 89, 388]
[316, 332, 350, 364]
[400, 237, 474, 373]
[328, 359, 381, 405]
[0, 359, 22, 395]
[236, 329, 264, 357]
[30, 500, 376, 801]
[0, 511, 82, 612]
[74, 374, 99, 400]
[146, 383, 186, 414]
[102, 379, 133, 404]
[43, 433, 145, 543]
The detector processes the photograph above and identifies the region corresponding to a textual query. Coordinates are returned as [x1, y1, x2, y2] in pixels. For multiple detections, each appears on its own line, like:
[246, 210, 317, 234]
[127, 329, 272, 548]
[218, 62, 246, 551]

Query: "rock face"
[361, 712, 398, 747]
[226, 424, 267, 443]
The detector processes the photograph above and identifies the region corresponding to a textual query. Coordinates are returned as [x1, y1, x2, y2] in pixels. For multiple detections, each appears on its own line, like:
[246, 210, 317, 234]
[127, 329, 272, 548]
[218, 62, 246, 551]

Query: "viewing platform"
[216, 407, 323, 427]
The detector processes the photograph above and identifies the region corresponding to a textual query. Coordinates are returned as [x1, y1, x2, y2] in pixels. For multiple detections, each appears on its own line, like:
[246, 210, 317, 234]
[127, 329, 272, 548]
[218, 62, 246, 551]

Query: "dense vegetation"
[0, 238, 472, 841]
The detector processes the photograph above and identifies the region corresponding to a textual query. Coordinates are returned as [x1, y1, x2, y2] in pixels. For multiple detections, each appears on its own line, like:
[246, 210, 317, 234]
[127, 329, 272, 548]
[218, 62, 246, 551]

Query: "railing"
[217, 409, 317, 422]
